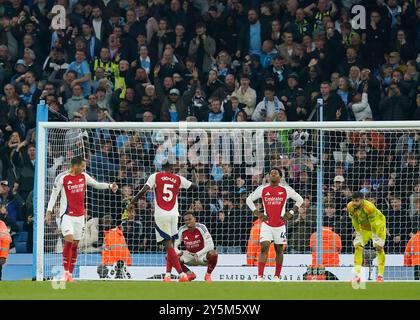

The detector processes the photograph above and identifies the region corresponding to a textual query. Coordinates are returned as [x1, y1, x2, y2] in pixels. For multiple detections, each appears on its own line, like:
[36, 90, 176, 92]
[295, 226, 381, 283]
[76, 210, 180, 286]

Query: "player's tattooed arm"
[130, 184, 151, 206]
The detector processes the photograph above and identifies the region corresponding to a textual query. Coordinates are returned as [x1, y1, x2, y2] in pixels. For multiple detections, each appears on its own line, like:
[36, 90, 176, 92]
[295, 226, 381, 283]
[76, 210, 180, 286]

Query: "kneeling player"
[174, 212, 218, 283]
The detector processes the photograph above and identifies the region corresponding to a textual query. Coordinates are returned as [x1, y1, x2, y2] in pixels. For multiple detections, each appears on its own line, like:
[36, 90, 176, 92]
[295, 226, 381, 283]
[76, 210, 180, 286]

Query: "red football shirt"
[145, 172, 192, 216]
[247, 184, 303, 227]
[62, 173, 87, 216]
[180, 227, 205, 253]
[47, 171, 112, 218]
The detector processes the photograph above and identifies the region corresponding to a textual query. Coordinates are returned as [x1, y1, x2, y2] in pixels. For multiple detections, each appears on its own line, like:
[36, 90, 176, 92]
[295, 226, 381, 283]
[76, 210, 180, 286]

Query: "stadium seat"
[16, 221, 25, 232]
[15, 242, 28, 253]
[16, 232, 28, 242]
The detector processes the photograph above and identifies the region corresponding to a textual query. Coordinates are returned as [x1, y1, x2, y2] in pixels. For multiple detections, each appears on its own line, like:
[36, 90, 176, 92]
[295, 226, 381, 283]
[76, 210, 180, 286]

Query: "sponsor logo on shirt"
[67, 183, 85, 193]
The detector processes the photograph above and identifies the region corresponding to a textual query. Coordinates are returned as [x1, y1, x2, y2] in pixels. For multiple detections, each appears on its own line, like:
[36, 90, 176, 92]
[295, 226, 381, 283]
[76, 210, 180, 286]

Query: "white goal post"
[35, 117, 420, 281]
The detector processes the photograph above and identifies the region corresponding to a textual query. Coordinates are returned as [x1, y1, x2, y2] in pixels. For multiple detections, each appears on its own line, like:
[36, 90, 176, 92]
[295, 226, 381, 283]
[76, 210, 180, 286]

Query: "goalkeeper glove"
[372, 234, 385, 248]
[353, 232, 363, 247]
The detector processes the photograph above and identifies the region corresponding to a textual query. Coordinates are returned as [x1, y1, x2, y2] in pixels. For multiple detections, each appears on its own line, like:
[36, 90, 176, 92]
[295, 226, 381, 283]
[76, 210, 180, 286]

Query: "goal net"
[35, 121, 420, 281]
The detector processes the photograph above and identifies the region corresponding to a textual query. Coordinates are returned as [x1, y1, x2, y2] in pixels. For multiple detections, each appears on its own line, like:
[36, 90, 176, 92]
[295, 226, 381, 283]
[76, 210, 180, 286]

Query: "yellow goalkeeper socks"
[354, 246, 363, 275]
[377, 248, 385, 277]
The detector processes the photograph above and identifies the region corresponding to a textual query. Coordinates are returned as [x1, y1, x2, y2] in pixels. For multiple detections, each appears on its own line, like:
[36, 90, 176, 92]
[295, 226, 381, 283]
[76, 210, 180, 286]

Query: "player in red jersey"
[174, 212, 218, 283]
[46, 156, 118, 282]
[129, 163, 197, 282]
[246, 168, 303, 282]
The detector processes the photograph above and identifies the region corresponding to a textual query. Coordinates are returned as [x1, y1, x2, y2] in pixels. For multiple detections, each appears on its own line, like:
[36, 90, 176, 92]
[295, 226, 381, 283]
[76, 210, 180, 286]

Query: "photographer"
[379, 82, 411, 120]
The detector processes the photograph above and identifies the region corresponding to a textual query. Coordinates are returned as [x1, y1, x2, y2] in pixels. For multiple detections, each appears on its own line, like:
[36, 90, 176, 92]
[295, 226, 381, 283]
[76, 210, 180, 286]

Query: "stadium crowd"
[0, 0, 419, 258]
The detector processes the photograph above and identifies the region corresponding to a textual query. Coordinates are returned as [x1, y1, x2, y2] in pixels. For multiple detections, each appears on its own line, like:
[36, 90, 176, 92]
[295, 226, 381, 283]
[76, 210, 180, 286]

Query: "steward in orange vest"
[246, 218, 285, 266]
[310, 226, 342, 266]
[101, 215, 132, 266]
[404, 231, 420, 280]
[0, 220, 12, 280]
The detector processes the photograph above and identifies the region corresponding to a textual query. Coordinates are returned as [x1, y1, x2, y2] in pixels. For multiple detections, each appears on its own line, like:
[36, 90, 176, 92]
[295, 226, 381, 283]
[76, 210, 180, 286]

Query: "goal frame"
[34, 103, 420, 281]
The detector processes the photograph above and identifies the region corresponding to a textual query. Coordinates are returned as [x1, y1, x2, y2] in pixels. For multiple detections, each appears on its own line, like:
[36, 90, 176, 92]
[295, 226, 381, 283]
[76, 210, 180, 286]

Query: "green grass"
[0, 281, 419, 300]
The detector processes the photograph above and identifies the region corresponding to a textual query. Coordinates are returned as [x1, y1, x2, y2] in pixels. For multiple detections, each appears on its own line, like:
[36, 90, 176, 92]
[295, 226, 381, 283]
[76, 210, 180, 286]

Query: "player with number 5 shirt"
[128, 162, 198, 282]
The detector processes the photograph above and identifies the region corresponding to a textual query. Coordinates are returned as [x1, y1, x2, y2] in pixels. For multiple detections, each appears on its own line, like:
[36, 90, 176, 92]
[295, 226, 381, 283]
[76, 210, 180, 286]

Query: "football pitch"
[0, 281, 419, 300]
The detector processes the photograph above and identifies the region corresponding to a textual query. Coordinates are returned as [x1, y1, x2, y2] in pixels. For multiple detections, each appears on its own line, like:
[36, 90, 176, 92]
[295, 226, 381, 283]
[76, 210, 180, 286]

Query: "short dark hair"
[195, 21, 206, 29]
[270, 167, 282, 176]
[183, 211, 195, 218]
[71, 156, 85, 166]
[352, 191, 364, 200]
[67, 70, 78, 77]
[264, 84, 275, 92]
[162, 162, 173, 171]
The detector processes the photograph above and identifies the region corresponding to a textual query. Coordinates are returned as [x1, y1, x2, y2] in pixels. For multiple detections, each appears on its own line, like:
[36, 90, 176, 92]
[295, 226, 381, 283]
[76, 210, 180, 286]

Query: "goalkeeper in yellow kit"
[347, 192, 386, 283]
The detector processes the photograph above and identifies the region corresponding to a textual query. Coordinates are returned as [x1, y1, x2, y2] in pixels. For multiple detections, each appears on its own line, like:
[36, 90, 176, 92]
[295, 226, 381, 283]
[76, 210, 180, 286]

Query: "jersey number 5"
[162, 184, 174, 202]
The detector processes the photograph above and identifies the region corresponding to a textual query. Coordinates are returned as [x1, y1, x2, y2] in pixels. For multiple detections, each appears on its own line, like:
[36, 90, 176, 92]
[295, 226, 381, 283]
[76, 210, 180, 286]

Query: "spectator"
[323, 202, 340, 231]
[379, 82, 411, 120]
[237, 9, 270, 58]
[91, 6, 112, 42]
[315, 81, 347, 121]
[0, 180, 24, 222]
[90, 141, 118, 182]
[291, 8, 312, 43]
[264, 54, 290, 92]
[350, 84, 372, 121]
[10, 144, 35, 200]
[280, 73, 302, 116]
[159, 70, 197, 122]
[121, 206, 143, 254]
[267, 19, 282, 49]
[259, 40, 278, 70]
[80, 23, 101, 63]
[277, 32, 300, 66]
[22, 209, 33, 253]
[188, 22, 216, 73]
[66, 50, 92, 97]
[288, 205, 315, 253]
[386, 195, 410, 253]
[252, 85, 284, 122]
[232, 74, 257, 117]
[64, 84, 88, 120]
